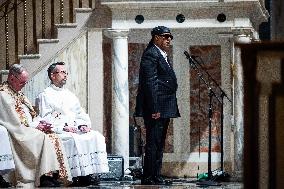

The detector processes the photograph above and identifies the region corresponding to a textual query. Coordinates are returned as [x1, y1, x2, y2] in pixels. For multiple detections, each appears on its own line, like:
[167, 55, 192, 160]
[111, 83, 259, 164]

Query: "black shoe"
[50, 177, 63, 187]
[79, 175, 100, 186]
[69, 175, 100, 187]
[87, 175, 100, 185]
[39, 175, 60, 187]
[141, 177, 156, 185]
[0, 176, 11, 188]
[79, 176, 90, 187]
[68, 177, 79, 187]
[69, 176, 86, 187]
[153, 176, 166, 184]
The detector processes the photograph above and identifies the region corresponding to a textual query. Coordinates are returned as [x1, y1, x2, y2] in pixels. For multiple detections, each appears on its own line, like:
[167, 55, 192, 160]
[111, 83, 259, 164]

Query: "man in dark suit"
[135, 26, 180, 185]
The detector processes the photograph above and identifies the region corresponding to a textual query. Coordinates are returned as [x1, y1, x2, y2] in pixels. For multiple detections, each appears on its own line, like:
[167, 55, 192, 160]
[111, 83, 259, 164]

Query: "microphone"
[184, 51, 198, 60]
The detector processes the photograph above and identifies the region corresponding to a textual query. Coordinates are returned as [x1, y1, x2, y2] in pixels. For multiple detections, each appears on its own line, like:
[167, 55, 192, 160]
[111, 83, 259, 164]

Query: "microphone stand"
[220, 92, 225, 173]
[191, 55, 232, 103]
[189, 54, 232, 177]
[185, 53, 221, 186]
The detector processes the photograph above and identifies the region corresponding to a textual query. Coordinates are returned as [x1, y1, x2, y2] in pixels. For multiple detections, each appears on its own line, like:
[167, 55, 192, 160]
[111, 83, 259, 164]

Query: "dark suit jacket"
[135, 42, 180, 118]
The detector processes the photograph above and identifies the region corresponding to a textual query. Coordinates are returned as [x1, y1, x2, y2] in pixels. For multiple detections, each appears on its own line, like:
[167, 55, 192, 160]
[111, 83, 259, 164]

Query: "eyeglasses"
[13, 74, 28, 85]
[159, 34, 173, 40]
[53, 70, 68, 75]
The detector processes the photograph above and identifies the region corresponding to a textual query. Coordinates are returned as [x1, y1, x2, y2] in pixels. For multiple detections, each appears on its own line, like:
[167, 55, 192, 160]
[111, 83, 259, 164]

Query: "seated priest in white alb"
[37, 62, 109, 187]
[0, 126, 14, 188]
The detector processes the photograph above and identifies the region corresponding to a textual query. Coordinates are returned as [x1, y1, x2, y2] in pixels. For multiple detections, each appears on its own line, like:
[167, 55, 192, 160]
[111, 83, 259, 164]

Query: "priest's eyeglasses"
[13, 74, 28, 85]
[53, 70, 68, 75]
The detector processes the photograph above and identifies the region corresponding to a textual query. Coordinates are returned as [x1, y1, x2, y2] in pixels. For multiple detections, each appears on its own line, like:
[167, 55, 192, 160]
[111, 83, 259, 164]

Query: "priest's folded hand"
[37, 120, 53, 134]
[63, 126, 78, 133]
[78, 125, 91, 133]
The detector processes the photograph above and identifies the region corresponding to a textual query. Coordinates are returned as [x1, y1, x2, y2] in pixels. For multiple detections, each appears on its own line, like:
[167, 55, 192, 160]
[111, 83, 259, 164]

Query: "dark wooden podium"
[239, 42, 284, 189]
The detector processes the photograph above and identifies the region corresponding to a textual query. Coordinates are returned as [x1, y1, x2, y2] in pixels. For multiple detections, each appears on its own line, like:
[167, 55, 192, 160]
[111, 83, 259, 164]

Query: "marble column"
[232, 33, 251, 180]
[218, 33, 234, 173]
[104, 29, 130, 171]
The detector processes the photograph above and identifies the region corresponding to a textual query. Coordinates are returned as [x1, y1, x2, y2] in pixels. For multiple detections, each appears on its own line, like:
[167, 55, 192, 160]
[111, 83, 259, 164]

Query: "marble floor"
[95, 180, 242, 189]
[43, 179, 243, 189]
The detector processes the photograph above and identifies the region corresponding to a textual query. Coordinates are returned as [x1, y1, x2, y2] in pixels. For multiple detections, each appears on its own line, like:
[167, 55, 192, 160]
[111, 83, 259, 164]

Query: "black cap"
[151, 26, 172, 36]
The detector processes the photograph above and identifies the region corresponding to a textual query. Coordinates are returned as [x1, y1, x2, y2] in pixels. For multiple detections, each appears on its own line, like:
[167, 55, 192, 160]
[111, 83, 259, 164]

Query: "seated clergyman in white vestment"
[0, 126, 14, 188]
[0, 64, 72, 187]
[37, 62, 109, 187]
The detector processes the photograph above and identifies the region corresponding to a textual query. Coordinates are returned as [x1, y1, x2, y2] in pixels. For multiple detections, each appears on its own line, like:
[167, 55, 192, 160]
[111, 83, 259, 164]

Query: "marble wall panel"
[128, 43, 146, 156]
[189, 45, 221, 153]
[103, 42, 112, 153]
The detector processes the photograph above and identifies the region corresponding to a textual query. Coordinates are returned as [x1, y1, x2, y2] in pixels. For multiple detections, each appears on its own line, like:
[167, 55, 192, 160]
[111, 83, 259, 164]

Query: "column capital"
[234, 34, 252, 44]
[103, 28, 129, 39]
[231, 27, 256, 43]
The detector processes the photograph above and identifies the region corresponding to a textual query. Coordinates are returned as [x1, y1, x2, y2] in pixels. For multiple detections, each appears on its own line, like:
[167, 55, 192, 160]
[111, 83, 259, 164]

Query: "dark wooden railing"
[0, 0, 93, 70]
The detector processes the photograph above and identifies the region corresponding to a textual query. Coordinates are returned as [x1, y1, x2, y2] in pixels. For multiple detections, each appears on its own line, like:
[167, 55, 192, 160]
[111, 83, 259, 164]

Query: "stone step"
[18, 8, 92, 78]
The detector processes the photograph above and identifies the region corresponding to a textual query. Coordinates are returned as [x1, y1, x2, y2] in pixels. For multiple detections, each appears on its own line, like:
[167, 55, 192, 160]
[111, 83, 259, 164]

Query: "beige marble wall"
[23, 33, 88, 110]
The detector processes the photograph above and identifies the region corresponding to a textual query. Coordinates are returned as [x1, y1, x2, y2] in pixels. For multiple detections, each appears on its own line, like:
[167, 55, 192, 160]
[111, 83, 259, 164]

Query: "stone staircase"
[0, 8, 92, 82]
